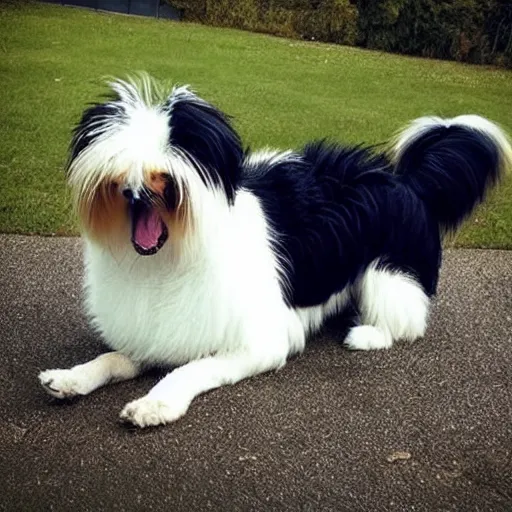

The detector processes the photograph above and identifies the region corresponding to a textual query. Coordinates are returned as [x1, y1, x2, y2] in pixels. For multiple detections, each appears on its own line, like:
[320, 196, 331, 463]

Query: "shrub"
[167, 0, 358, 45]
[166, 0, 512, 67]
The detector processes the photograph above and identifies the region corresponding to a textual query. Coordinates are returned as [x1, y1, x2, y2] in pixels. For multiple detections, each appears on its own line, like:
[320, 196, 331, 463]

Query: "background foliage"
[169, 0, 512, 67]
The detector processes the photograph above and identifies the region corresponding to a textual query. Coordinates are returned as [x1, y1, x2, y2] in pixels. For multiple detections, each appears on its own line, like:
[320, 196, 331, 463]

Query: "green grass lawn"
[1, 1, 511, 247]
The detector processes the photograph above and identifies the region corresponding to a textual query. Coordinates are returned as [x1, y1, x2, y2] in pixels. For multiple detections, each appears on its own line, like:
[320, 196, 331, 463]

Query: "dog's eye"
[122, 188, 133, 201]
[164, 180, 179, 210]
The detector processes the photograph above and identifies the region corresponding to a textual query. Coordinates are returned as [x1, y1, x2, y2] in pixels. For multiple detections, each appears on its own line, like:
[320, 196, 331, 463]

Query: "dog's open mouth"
[131, 206, 168, 256]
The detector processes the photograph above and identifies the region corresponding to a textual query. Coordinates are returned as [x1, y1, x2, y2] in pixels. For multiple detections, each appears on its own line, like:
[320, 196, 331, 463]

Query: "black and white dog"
[39, 75, 511, 427]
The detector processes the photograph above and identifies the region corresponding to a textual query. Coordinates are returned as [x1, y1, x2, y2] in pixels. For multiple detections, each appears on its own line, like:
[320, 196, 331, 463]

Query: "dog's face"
[71, 165, 186, 256]
[67, 75, 243, 255]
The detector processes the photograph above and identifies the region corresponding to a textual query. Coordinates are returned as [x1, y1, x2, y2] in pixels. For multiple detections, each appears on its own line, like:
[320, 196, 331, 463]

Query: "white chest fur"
[84, 245, 231, 364]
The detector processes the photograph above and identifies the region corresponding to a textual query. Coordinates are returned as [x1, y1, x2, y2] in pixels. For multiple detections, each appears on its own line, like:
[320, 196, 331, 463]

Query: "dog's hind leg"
[39, 352, 140, 399]
[344, 265, 430, 350]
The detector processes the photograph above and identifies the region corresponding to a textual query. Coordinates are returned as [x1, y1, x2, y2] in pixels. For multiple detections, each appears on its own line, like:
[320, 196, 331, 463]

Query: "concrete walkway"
[0, 234, 511, 511]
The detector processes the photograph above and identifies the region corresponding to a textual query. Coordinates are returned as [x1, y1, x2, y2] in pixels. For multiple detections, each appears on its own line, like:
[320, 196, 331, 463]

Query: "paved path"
[0, 234, 511, 511]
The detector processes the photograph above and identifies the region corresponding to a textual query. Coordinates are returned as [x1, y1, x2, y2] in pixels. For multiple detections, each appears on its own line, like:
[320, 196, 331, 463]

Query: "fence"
[41, 0, 182, 19]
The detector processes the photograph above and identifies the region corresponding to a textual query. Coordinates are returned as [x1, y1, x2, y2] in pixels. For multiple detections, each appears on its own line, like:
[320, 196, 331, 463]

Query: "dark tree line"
[357, 0, 512, 66]
[169, 0, 512, 67]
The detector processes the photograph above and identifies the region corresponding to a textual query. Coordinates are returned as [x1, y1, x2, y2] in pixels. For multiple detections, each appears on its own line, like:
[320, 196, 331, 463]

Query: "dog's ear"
[166, 87, 243, 203]
[68, 102, 121, 169]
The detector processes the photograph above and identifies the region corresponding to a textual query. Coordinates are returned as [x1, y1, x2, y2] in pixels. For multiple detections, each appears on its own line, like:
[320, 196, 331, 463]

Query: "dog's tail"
[391, 115, 511, 233]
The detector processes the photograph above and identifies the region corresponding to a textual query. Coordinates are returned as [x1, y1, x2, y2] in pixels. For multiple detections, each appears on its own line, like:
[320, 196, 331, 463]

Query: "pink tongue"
[134, 209, 163, 249]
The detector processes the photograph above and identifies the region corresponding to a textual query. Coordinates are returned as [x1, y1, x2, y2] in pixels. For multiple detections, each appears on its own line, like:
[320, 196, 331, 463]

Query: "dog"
[39, 74, 511, 427]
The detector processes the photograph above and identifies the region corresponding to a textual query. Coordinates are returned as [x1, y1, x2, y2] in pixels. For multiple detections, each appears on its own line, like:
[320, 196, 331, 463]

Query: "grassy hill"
[1, 1, 511, 247]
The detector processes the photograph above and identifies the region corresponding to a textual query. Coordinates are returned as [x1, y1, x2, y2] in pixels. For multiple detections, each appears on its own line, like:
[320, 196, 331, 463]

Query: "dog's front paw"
[39, 369, 87, 399]
[119, 396, 188, 428]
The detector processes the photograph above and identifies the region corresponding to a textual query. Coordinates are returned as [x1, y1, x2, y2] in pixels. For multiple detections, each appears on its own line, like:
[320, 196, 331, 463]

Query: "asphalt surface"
[0, 234, 511, 512]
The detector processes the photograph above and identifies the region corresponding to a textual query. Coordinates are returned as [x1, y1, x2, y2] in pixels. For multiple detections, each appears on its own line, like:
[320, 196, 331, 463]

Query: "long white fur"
[39, 78, 508, 427]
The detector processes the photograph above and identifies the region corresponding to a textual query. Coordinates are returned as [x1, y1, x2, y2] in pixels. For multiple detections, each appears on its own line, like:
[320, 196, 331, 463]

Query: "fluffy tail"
[392, 115, 512, 232]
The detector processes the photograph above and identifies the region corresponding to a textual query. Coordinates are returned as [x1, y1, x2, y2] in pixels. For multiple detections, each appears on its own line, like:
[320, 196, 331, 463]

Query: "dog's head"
[67, 74, 243, 255]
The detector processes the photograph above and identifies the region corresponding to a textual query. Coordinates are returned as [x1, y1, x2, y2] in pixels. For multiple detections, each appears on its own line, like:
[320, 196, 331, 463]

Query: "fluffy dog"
[39, 75, 511, 427]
